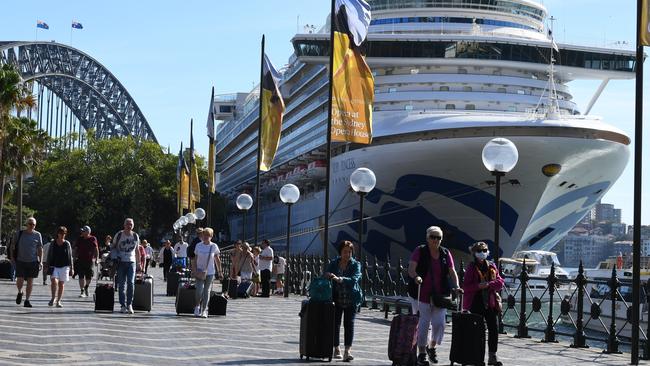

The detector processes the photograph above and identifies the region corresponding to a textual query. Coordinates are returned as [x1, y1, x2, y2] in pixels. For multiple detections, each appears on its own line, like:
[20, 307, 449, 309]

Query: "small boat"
[500, 250, 570, 301]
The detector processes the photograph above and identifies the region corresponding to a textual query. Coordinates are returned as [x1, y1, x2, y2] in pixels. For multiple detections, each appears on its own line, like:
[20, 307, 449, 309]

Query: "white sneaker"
[194, 306, 201, 317]
[79, 292, 86, 298]
[127, 305, 134, 314]
[56, 301, 63, 308]
[120, 306, 127, 313]
[333, 347, 342, 359]
[201, 311, 208, 318]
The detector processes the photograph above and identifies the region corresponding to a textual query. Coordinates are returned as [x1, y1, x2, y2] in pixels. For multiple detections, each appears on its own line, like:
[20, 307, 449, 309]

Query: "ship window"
[465, 104, 475, 110]
[463, 86, 473, 92]
[498, 88, 507, 93]
[445, 104, 456, 110]
[389, 87, 397, 93]
[219, 105, 233, 113]
[458, 69, 468, 74]
[405, 105, 413, 110]
[508, 106, 517, 112]
[375, 88, 380, 94]
[440, 86, 449, 91]
[517, 89, 525, 95]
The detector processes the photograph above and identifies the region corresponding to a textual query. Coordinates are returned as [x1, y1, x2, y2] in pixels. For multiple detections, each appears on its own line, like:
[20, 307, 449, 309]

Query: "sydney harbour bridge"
[0, 41, 157, 143]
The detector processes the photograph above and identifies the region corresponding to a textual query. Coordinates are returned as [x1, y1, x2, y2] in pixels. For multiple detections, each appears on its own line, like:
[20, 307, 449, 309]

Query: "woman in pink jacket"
[462, 241, 504, 366]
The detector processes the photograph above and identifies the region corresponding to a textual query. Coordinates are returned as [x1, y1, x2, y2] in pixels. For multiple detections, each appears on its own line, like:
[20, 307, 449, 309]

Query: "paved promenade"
[0, 265, 640, 365]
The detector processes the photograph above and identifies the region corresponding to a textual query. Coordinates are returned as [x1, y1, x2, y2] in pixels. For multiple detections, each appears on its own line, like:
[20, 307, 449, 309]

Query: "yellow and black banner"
[190, 155, 201, 210]
[641, 0, 650, 46]
[207, 87, 217, 193]
[178, 166, 190, 215]
[331, 0, 374, 144]
[259, 54, 285, 171]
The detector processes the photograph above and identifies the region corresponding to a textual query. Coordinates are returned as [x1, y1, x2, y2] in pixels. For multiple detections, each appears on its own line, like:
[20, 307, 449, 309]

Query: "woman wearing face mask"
[462, 241, 504, 366]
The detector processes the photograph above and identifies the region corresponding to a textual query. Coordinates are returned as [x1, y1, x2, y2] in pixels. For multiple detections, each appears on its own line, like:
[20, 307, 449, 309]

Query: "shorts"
[51, 266, 70, 282]
[252, 272, 260, 284]
[75, 260, 94, 279]
[276, 273, 285, 282]
[15, 261, 39, 279]
[240, 271, 252, 281]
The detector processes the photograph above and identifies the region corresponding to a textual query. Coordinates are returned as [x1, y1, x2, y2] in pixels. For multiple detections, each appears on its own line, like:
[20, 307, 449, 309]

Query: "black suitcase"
[176, 283, 196, 315]
[133, 275, 153, 312]
[237, 281, 253, 298]
[0, 260, 12, 279]
[167, 269, 189, 296]
[299, 300, 335, 361]
[94, 282, 115, 312]
[450, 311, 486, 366]
[208, 292, 227, 316]
[228, 278, 239, 299]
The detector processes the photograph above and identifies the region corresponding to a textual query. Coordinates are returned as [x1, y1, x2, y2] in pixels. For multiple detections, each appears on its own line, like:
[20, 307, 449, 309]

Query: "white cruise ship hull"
[231, 114, 629, 260]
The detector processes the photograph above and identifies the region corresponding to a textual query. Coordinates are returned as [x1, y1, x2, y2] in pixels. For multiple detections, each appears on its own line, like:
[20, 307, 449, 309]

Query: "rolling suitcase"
[237, 281, 253, 298]
[94, 282, 115, 312]
[176, 282, 196, 315]
[388, 284, 419, 365]
[0, 260, 13, 279]
[133, 275, 154, 312]
[167, 268, 189, 296]
[208, 291, 227, 316]
[228, 278, 239, 299]
[449, 311, 486, 366]
[299, 300, 335, 361]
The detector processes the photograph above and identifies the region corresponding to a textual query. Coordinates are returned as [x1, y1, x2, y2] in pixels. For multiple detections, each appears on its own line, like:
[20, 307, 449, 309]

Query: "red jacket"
[462, 260, 504, 311]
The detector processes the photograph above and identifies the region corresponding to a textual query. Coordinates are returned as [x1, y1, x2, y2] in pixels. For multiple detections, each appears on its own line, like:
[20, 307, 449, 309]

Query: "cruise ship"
[214, 0, 636, 261]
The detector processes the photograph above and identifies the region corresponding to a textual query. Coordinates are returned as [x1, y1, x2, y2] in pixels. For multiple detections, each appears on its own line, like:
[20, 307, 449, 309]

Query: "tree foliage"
[25, 136, 201, 245]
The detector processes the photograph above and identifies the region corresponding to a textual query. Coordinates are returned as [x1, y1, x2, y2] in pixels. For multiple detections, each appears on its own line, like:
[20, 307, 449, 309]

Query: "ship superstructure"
[215, 0, 636, 260]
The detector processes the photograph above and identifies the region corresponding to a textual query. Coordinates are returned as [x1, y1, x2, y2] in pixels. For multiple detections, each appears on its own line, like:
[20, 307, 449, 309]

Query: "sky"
[0, 0, 648, 225]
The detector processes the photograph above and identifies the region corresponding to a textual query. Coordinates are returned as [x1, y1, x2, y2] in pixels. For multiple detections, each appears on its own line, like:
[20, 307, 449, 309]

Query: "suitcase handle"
[416, 283, 421, 316]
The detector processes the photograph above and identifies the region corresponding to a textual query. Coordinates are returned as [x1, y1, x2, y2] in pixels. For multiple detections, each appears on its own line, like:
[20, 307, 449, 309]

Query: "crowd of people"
[4, 219, 503, 364]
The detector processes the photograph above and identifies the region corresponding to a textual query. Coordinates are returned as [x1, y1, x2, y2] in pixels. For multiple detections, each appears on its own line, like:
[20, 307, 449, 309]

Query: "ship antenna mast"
[546, 16, 561, 119]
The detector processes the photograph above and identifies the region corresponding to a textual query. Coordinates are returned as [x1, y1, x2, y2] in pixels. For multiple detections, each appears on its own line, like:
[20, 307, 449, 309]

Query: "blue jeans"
[195, 275, 214, 313]
[334, 305, 356, 347]
[116, 261, 135, 307]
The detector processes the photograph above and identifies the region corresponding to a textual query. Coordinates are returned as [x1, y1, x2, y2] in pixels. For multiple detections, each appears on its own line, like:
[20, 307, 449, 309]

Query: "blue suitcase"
[237, 281, 253, 298]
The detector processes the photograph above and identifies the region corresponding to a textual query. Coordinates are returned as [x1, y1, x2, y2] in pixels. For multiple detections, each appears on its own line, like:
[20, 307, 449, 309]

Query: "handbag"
[194, 245, 213, 281]
[431, 293, 457, 310]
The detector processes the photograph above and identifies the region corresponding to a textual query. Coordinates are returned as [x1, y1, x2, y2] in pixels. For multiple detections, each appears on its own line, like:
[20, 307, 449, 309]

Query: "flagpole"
[188, 119, 194, 215]
[631, 0, 644, 363]
[254, 35, 266, 248]
[70, 21, 73, 45]
[322, 0, 336, 259]
[208, 86, 215, 230]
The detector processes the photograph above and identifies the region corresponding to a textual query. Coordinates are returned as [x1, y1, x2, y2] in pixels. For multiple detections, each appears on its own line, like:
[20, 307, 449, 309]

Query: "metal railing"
[217, 250, 650, 357]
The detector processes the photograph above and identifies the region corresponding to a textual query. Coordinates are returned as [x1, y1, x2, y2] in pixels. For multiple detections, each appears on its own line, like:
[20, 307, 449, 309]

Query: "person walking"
[75, 226, 99, 298]
[324, 240, 362, 362]
[9, 217, 43, 308]
[192, 228, 223, 318]
[174, 236, 189, 267]
[408, 226, 462, 365]
[273, 255, 286, 295]
[142, 240, 153, 274]
[229, 240, 243, 279]
[46, 227, 74, 308]
[159, 240, 175, 281]
[258, 239, 274, 297]
[238, 242, 255, 283]
[137, 241, 147, 274]
[111, 218, 141, 314]
[462, 241, 504, 366]
[42, 239, 52, 286]
[251, 246, 261, 296]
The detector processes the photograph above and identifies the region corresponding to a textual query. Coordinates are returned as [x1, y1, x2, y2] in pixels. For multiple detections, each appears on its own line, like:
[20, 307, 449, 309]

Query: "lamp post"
[280, 184, 300, 298]
[236, 194, 253, 242]
[481, 137, 519, 268]
[349, 168, 377, 261]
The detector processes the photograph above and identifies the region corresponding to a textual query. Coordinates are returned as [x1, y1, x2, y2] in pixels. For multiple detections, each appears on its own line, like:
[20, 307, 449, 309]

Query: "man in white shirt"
[111, 218, 141, 314]
[174, 237, 189, 268]
[258, 239, 274, 297]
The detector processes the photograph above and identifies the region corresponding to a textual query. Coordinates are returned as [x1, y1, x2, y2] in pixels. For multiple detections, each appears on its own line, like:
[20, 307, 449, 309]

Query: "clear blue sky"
[1, 0, 648, 225]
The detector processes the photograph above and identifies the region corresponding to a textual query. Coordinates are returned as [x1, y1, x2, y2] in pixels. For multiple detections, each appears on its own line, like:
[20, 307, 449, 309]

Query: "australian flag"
[72, 21, 83, 29]
[36, 20, 49, 30]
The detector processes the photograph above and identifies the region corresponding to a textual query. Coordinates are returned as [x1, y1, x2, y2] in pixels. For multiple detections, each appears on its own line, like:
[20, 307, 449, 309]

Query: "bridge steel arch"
[0, 41, 157, 142]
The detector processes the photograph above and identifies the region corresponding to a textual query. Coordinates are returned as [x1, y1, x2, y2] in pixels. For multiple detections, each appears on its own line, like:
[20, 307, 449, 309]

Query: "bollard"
[604, 267, 621, 354]
[542, 263, 558, 343]
[515, 258, 530, 338]
[571, 261, 589, 348]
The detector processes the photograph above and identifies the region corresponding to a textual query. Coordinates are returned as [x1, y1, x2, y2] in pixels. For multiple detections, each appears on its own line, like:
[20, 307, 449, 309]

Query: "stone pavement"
[0, 265, 640, 365]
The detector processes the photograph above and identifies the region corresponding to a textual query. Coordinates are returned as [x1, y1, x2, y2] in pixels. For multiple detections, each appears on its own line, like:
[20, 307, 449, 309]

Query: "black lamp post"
[349, 168, 377, 262]
[280, 183, 300, 298]
[236, 194, 253, 242]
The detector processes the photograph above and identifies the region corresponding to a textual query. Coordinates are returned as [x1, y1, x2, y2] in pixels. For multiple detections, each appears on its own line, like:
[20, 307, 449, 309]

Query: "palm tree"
[0, 64, 34, 162]
[0, 117, 49, 236]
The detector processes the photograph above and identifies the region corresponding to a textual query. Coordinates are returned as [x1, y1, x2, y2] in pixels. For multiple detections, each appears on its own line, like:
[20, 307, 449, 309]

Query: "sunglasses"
[476, 249, 488, 253]
[428, 235, 442, 240]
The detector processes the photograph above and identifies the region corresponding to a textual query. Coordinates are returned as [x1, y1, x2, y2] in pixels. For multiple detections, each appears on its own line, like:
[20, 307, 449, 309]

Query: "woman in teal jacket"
[324, 240, 362, 362]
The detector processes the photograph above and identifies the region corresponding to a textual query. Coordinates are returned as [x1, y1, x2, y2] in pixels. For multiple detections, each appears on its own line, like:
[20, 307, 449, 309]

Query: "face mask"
[475, 251, 489, 260]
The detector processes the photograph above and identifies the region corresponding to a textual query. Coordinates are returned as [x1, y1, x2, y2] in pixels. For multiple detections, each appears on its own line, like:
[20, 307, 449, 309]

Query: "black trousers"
[470, 297, 499, 353]
[163, 264, 171, 281]
[261, 269, 271, 297]
[144, 259, 150, 274]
